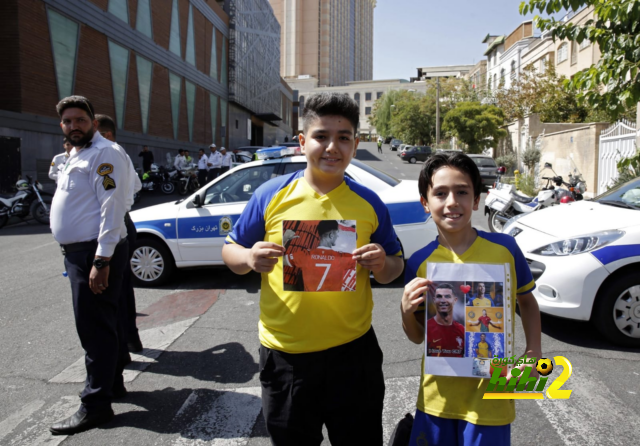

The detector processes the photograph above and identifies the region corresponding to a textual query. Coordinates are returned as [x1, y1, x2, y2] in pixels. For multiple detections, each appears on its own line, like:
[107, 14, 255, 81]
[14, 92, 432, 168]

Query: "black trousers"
[220, 166, 230, 175]
[143, 162, 152, 173]
[123, 214, 141, 344]
[259, 327, 385, 446]
[198, 169, 208, 186]
[207, 167, 220, 182]
[64, 240, 129, 414]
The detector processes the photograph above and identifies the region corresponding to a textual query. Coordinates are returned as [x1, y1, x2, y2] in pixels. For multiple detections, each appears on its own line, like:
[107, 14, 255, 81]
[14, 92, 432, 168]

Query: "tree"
[442, 102, 508, 154]
[520, 0, 640, 120]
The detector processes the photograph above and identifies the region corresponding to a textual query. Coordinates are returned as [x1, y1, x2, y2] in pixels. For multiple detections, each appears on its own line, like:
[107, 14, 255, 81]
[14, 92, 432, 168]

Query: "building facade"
[413, 65, 475, 81]
[269, 0, 375, 87]
[287, 77, 427, 138]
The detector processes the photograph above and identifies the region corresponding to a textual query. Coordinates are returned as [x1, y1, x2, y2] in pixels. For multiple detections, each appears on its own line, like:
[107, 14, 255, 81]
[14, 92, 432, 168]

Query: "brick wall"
[0, 0, 21, 112]
[152, 0, 171, 51]
[148, 64, 174, 139]
[124, 53, 143, 134]
[128, 0, 138, 28]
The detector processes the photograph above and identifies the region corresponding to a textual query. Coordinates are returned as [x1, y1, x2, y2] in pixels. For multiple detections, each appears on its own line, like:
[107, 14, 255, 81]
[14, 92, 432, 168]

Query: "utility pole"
[436, 77, 441, 146]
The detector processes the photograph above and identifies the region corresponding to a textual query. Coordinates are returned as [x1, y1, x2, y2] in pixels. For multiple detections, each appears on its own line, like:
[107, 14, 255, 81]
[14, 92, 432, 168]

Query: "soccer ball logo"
[536, 358, 554, 376]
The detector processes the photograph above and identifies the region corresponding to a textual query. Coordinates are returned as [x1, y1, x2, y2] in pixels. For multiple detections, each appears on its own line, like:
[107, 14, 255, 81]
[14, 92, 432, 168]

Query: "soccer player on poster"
[283, 220, 357, 292]
[469, 309, 502, 332]
[426, 283, 465, 357]
[474, 333, 493, 358]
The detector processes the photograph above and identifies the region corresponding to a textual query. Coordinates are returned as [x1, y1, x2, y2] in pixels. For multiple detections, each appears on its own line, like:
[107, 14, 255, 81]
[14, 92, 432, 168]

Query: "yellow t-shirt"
[472, 296, 493, 307]
[407, 231, 535, 426]
[476, 341, 490, 358]
[226, 171, 402, 353]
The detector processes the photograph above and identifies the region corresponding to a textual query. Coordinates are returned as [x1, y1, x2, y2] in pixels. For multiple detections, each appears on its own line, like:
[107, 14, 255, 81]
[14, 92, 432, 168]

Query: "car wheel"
[130, 238, 175, 287]
[593, 270, 640, 347]
[488, 209, 505, 233]
[161, 181, 175, 194]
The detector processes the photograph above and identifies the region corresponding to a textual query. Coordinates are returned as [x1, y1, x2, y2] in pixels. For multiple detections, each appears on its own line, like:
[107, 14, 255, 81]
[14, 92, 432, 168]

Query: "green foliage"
[518, 173, 539, 196]
[520, 0, 640, 120]
[496, 153, 518, 173]
[441, 102, 508, 154]
[522, 147, 542, 174]
[612, 148, 640, 186]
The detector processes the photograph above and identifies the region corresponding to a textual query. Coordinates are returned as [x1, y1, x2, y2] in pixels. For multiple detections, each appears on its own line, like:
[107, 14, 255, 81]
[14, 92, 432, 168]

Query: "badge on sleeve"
[51, 161, 56, 166]
[97, 163, 116, 190]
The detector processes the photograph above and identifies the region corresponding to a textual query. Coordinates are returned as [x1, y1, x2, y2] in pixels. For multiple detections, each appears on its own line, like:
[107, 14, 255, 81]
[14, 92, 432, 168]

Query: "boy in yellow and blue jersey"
[400, 152, 543, 446]
[222, 93, 404, 446]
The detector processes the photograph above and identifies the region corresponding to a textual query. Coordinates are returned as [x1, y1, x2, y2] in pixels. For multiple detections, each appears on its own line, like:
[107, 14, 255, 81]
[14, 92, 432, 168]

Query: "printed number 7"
[315, 263, 331, 291]
[545, 356, 573, 399]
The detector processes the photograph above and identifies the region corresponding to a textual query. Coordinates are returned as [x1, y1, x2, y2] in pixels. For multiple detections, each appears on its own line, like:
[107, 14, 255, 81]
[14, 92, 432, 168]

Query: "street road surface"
[0, 142, 638, 445]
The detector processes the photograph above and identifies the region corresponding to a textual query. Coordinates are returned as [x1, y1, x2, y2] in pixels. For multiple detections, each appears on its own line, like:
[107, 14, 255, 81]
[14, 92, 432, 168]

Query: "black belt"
[60, 238, 126, 255]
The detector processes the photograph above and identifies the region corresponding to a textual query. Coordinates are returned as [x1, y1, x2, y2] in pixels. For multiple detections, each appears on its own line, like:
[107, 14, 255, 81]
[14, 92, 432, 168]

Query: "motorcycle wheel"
[31, 197, 52, 225]
[161, 181, 175, 195]
[178, 183, 188, 196]
[488, 209, 506, 233]
[0, 215, 7, 229]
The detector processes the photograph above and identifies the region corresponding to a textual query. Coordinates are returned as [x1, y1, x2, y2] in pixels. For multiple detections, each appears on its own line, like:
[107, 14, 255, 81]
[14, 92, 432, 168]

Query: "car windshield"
[594, 177, 640, 209]
[204, 164, 279, 204]
[472, 157, 497, 168]
[350, 159, 400, 186]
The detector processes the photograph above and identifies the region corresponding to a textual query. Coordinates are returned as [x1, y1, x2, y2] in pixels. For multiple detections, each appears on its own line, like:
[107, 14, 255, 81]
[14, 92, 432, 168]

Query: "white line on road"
[401, 173, 406, 177]
[49, 317, 199, 384]
[0, 399, 45, 443]
[7, 396, 77, 446]
[25, 241, 57, 252]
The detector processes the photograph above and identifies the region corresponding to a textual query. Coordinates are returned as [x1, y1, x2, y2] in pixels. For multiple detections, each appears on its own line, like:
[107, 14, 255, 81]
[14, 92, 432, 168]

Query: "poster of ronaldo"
[424, 262, 512, 378]
[282, 220, 357, 292]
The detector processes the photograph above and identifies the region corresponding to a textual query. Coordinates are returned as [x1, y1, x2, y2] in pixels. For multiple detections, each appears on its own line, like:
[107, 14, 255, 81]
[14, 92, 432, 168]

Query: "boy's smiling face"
[421, 166, 480, 236]
[300, 115, 359, 185]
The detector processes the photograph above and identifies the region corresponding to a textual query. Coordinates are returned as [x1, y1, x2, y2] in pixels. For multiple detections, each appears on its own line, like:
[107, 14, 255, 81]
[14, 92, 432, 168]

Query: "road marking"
[0, 399, 45, 443]
[49, 317, 199, 384]
[382, 376, 420, 441]
[173, 387, 262, 446]
[535, 368, 640, 446]
[6, 396, 77, 446]
[25, 241, 58, 252]
[401, 173, 406, 177]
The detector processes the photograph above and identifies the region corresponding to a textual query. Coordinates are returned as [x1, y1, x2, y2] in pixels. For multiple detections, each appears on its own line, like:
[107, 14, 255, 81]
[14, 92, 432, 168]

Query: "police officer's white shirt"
[49, 152, 69, 183]
[208, 151, 222, 168]
[174, 154, 186, 170]
[50, 131, 130, 257]
[197, 154, 209, 170]
[220, 152, 232, 167]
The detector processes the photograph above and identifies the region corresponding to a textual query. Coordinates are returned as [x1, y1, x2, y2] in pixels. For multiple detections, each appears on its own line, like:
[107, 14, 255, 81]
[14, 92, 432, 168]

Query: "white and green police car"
[129, 147, 436, 287]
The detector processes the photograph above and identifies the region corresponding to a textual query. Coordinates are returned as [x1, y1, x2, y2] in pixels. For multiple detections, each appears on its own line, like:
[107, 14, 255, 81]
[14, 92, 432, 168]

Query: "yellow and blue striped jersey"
[226, 170, 402, 353]
[406, 230, 535, 426]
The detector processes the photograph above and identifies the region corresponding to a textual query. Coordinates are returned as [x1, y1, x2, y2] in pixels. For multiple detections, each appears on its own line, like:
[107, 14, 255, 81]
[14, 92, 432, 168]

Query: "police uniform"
[208, 149, 222, 181]
[197, 153, 209, 186]
[50, 130, 131, 417]
[49, 152, 69, 183]
[219, 149, 232, 175]
[174, 153, 186, 171]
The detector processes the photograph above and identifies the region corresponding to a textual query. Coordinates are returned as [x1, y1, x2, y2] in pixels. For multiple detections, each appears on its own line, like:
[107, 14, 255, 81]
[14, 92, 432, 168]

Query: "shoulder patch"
[51, 162, 56, 166]
[102, 175, 116, 190]
[97, 163, 114, 176]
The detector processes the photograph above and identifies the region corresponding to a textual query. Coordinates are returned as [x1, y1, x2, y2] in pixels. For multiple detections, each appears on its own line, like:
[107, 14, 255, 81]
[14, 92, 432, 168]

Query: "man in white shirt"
[49, 96, 131, 435]
[197, 148, 209, 186]
[49, 137, 74, 183]
[174, 149, 186, 171]
[207, 144, 222, 181]
[219, 147, 232, 175]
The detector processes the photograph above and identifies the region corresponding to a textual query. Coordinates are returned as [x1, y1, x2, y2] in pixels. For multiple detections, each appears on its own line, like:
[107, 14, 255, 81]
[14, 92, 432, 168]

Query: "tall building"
[269, 0, 375, 87]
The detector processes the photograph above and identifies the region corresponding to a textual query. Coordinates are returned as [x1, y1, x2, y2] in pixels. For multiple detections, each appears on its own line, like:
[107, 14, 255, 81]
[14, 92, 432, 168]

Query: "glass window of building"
[500, 68, 505, 87]
[136, 0, 153, 38]
[209, 30, 218, 81]
[299, 96, 305, 115]
[47, 9, 80, 100]
[186, 4, 196, 66]
[377, 92, 383, 99]
[169, 0, 181, 58]
[579, 39, 590, 50]
[510, 60, 516, 80]
[136, 55, 153, 134]
[354, 93, 360, 106]
[169, 72, 182, 139]
[107, 40, 129, 129]
[557, 43, 568, 64]
[185, 80, 195, 142]
[365, 92, 372, 101]
[220, 98, 228, 146]
[220, 37, 228, 86]
[210, 94, 218, 143]
[571, 42, 578, 65]
[365, 107, 371, 115]
[108, 0, 129, 24]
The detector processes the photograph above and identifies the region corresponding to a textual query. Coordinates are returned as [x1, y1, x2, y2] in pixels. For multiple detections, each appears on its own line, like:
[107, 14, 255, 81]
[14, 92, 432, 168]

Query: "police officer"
[207, 144, 222, 181]
[49, 137, 73, 183]
[96, 114, 144, 353]
[219, 147, 232, 175]
[174, 149, 186, 171]
[49, 96, 131, 435]
[197, 148, 209, 186]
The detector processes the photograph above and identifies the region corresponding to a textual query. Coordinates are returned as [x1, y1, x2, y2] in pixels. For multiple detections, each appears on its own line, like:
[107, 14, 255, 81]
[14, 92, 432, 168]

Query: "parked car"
[384, 136, 393, 144]
[130, 152, 437, 287]
[390, 139, 403, 151]
[233, 146, 265, 155]
[277, 142, 302, 148]
[468, 155, 498, 188]
[399, 146, 432, 164]
[502, 176, 640, 347]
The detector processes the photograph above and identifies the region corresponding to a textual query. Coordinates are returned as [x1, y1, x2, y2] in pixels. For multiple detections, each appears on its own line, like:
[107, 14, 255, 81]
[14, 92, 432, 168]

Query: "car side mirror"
[192, 194, 202, 208]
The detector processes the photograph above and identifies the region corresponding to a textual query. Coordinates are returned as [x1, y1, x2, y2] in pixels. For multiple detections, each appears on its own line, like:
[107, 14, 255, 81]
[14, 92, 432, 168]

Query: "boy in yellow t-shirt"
[400, 152, 543, 445]
[222, 93, 404, 445]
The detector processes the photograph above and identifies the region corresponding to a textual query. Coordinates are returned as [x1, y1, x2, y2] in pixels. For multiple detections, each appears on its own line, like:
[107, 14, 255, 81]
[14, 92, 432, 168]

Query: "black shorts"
[259, 327, 385, 446]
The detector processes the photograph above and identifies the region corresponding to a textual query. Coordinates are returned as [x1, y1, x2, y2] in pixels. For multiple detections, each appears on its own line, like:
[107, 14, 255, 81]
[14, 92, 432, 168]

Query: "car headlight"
[501, 213, 527, 235]
[529, 230, 625, 256]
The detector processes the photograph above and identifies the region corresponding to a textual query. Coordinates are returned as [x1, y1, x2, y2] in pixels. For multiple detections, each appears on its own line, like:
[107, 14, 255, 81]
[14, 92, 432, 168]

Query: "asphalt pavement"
[0, 142, 638, 445]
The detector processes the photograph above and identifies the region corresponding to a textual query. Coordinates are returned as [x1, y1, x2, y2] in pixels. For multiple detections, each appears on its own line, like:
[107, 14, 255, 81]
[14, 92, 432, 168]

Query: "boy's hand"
[506, 351, 542, 384]
[352, 243, 386, 273]
[402, 278, 431, 316]
[248, 242, 285, 273]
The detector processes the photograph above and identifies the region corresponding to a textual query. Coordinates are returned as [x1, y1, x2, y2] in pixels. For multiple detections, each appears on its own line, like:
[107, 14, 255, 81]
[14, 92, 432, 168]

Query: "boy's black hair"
[95, 114, 117, 138]
[301, 93, 359, 136]
[56, 95, 95, 120]
[418, 152, 482, 200]
[317, 220, 339, 237]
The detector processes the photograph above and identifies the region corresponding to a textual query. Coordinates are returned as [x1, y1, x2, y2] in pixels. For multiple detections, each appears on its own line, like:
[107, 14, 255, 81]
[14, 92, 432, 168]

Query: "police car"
[130, 146, 436, 287]
[502, 176, 640, 347]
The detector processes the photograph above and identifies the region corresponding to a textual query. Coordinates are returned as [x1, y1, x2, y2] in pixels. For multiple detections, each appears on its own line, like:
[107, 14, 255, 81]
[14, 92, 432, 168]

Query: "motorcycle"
[178, 164, 200, 196]
[140, 163, 176, 195]
[0, 176, 53, 229]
